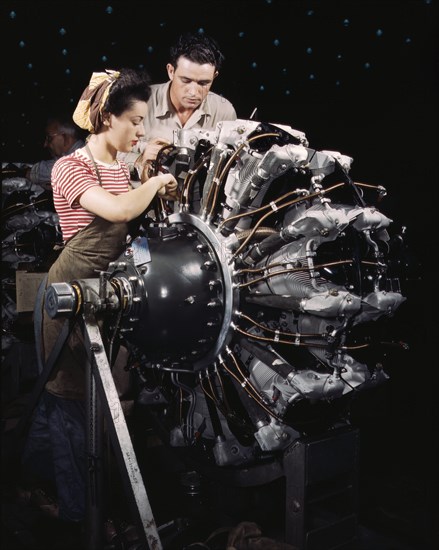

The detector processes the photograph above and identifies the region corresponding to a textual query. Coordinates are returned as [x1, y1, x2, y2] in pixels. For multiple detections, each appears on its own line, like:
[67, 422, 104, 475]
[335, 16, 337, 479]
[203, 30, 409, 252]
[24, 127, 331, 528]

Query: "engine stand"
[283, 426, 360, 550]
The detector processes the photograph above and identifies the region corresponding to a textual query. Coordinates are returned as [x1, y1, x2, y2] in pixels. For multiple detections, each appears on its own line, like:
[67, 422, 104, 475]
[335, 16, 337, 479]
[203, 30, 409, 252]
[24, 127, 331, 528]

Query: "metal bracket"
[82, 310, 162, 550]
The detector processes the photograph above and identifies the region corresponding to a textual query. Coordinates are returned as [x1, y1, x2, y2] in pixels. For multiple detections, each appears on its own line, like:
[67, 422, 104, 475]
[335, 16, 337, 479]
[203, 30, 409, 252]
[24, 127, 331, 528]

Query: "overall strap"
[84, 143, 104, 185]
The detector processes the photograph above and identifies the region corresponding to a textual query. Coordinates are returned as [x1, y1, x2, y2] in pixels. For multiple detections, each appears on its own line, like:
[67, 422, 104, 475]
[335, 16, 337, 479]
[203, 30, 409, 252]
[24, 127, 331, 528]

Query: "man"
[26, 115, 86, 189]
[120, 32, 237, 177]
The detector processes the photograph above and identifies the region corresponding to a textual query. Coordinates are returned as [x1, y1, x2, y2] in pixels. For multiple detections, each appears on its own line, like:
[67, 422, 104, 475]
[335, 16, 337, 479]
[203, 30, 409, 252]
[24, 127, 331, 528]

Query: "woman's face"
[108, 100, 147, 152]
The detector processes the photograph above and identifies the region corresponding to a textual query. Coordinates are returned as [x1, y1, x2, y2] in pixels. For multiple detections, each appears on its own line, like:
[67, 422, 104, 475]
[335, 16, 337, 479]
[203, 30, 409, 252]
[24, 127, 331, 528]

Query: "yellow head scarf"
[72, 69, 120, 133]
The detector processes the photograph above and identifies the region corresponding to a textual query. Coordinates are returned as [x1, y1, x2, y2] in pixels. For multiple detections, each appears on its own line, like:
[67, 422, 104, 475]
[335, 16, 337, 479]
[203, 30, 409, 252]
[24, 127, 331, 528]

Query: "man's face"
[167, 56, 218, 111]
[43, 122, 67, 158]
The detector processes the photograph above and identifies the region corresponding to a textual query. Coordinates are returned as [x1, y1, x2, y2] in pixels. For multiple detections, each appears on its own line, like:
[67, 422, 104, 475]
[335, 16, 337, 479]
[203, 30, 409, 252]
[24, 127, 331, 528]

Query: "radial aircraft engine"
[46, 119, 407, 468]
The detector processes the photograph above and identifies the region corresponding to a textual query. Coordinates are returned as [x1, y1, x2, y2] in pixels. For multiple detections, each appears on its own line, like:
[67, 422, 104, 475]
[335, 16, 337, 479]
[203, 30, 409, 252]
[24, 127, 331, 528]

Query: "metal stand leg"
[82, 310, 162, 550]
[85, 355, 104, 550]
[283, 427, 360, 550]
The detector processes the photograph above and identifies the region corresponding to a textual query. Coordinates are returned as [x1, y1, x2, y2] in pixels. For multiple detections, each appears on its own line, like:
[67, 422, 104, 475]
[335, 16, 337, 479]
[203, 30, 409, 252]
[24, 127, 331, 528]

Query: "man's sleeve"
[219, 98, 238, 121]
[28, 159, 56, 186]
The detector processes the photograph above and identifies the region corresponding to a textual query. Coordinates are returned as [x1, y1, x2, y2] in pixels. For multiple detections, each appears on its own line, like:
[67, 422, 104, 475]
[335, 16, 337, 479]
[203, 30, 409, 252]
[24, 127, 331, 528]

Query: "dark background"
[1, 0, 438, 547]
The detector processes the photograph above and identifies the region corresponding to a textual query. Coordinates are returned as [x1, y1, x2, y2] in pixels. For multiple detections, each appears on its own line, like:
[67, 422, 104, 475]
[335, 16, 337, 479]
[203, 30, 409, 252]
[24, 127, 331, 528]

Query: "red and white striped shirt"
[52, 149, 131, 242]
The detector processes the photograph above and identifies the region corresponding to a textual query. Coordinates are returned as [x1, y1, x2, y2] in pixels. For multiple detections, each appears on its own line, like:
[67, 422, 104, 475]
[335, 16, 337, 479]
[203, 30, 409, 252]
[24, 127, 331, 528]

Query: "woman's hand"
[136, 137, 171, 179]
[152, 173, 178, 200]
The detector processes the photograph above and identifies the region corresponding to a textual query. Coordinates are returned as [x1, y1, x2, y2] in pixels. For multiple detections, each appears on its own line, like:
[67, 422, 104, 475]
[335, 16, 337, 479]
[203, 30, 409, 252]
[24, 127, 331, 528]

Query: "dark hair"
[104, 67, 151, 116]
[169, 33, 225, 71]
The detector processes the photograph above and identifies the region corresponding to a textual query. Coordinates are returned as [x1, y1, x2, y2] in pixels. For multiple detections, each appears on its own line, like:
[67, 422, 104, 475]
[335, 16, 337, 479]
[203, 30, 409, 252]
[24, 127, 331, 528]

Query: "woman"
[22, 68, 177, 530]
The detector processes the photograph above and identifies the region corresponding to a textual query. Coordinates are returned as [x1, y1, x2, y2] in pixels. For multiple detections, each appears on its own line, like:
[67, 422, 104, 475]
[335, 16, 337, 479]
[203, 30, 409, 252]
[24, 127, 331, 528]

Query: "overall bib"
[43, 216, 128, 399]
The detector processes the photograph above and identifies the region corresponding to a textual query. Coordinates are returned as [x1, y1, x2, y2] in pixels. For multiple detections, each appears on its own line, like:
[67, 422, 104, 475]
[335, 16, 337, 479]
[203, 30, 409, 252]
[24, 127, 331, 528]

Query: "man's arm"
[26, 159, 56, 188]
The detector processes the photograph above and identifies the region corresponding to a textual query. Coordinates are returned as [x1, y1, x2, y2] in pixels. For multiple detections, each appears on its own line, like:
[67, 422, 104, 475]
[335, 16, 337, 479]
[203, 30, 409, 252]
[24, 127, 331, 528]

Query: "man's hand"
[138, 137, 171, 166]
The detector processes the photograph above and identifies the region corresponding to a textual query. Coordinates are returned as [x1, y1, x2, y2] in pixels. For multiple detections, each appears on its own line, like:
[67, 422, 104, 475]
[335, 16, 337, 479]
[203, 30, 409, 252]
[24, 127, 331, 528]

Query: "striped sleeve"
[52, 156, 97, 207]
